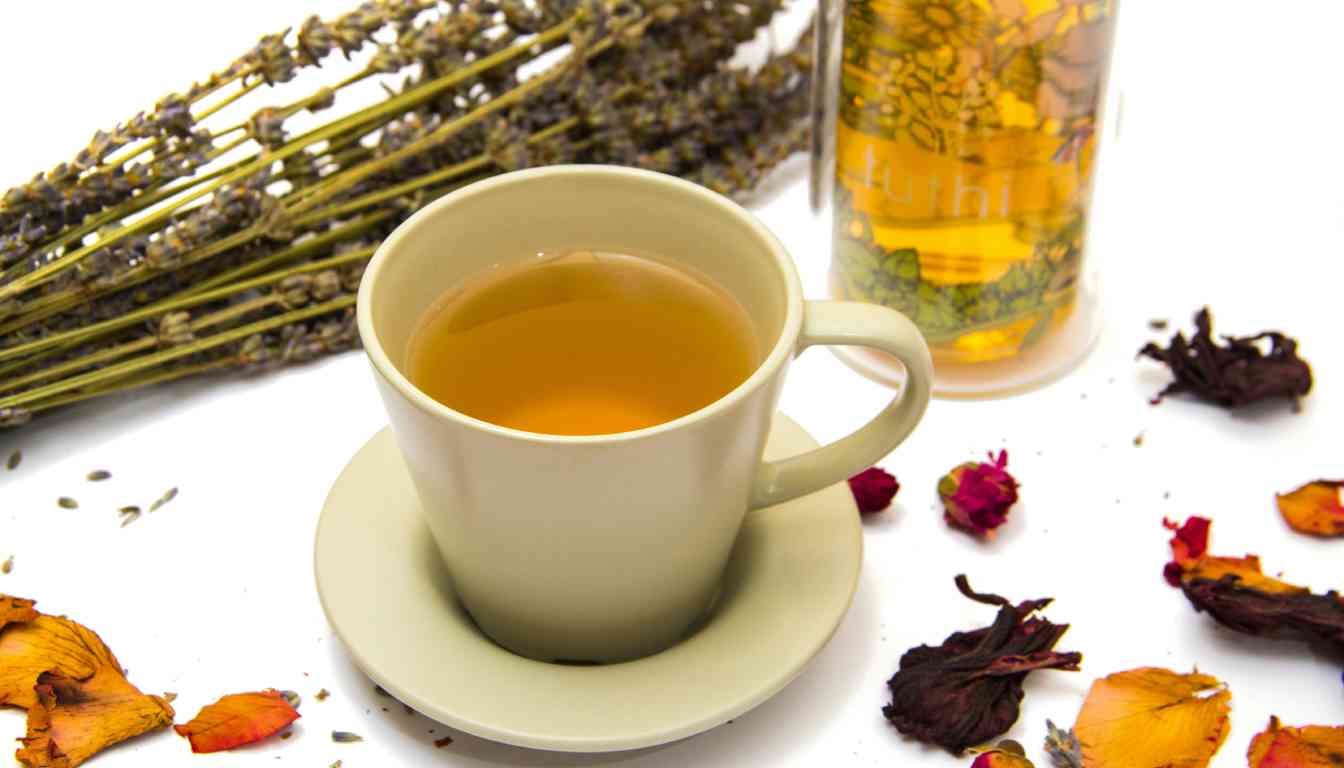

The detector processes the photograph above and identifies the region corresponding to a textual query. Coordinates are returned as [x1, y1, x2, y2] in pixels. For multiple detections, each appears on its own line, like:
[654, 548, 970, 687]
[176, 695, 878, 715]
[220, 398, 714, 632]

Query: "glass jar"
[812, 0, 1118, 397]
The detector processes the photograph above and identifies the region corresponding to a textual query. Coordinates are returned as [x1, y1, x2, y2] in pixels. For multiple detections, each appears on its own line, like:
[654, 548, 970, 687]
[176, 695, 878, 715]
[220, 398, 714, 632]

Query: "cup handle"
[749, 301, 933, 510]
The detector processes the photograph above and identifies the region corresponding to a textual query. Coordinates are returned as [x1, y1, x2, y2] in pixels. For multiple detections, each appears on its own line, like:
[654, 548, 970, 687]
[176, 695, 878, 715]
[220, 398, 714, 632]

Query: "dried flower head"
[883, 575, 1080, 753]
[848, 467, 899, 514]
[938, 450, 1019, 537]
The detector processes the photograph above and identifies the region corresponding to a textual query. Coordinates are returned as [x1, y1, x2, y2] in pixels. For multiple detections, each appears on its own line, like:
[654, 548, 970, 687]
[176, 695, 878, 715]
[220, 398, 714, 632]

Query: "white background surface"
[2, 2, 1341, 766]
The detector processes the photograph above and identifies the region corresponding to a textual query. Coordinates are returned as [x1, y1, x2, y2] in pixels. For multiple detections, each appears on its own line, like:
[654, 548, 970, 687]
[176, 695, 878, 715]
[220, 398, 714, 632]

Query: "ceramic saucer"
[314, 413, 861, 753]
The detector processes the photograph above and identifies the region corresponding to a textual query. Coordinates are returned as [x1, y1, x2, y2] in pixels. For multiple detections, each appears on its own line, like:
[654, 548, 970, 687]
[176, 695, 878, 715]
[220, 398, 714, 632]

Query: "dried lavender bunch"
[0, 0, 811, 427]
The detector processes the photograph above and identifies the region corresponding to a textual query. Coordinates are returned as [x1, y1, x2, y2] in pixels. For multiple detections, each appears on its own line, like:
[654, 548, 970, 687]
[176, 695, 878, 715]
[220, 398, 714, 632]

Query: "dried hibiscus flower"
[1248, 716, 1344, 767]
[938, 451, 1019, 537]
[174, 690, 301, 753]
[1163, 517, 1344, 674]
[0, 594, 175, 768]
[1073, 667, 1231, 768]
[1138, 307, 1312, 409]
[1277, 480, 1344, 537]
[848, 467, 899, 514]
[883, 575, 1080, 754]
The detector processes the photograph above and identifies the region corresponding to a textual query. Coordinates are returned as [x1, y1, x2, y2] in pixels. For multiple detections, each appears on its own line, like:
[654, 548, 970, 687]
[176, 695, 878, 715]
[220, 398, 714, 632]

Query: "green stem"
[193, 80, 264, 123]
[286, 114, 580, 229]
[0, 245, 374, 367]
[24, 134, 256, 268]
[290, 157, 491, 228]
[26, 358, 236, 415]
[0, 295, 355, 409]
[0, 14, 578, 302]
[286, 65, 567, 218]
[0, 212, 386, 338]
[0, 295, 278, 394]
[183, 212, 390, 295]
[93, 72, 258, 171]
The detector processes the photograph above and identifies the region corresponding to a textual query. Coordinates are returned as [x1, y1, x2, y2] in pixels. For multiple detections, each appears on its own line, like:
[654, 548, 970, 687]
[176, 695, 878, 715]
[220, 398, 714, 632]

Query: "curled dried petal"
[1139, 307, 1312, 409]
[0, 599, 174, 767]
[883, 576, 1079, 753]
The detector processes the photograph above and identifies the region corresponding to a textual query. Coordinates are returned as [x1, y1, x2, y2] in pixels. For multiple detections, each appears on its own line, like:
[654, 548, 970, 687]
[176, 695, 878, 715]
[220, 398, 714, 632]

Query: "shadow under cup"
[358, 166, 801, 663]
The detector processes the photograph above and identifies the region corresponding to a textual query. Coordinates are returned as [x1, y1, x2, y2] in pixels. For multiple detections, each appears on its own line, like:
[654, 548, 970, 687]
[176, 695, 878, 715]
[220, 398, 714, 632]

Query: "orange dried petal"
[0, 595, 38, 630]
[1183, 555, 1308, 595]
[0, 609, 173, 768]
[173, 690, 301, 753]
[19, 671, 175, 768]
[1276, 480, 1344, 538]
[1248, 716, 1344, 767]
[1074, 667, 1230, 768]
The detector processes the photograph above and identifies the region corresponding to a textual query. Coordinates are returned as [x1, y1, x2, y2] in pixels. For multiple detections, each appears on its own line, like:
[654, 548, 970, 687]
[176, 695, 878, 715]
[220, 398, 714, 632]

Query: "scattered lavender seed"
[316, 688, 330, 701]
[58, 497, 79, 509]
[5, 450, 19, 470]
[119, 508, 141, 527]
[331, 731, 363, 743]
[1133, 433, 1144, 446]
[281, 732, 293, 740]
[281, 690, 301, 709]
[434, 736, 453, 748]
[163, 692, 177, 703]
[86, 470, 112, 482]
[1149, 319, 1168, 331]
[149, 487, 178, 512]
[1, 556, 12, 575]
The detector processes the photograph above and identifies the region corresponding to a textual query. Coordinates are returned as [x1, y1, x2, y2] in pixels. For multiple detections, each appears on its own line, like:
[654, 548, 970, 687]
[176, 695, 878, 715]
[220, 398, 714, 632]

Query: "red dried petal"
[939, 451, 1019, 537]
[848, 467, 899, 514]
[1248, 715, 1344, 766]
[1162, 516, 1212, 583]
[970, 748, 1035, 768]
[174, 690, 300, 753]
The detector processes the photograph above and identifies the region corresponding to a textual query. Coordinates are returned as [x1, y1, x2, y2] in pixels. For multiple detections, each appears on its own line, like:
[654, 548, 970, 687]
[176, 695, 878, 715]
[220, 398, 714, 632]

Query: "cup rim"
[356, 165, 803, 445]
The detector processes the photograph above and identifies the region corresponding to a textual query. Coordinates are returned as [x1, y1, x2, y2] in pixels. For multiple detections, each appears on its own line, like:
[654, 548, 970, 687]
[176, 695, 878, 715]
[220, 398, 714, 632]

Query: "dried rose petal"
[938, 451, 1019, 537]
[1074, 667, 1231, 768]
[1276, 480, 1344, 538]
[1162, 516, 1211, 586]
[1248, 716, 1344, 767]
[174, 690, 300, 753]
[848, 467, 899, 514]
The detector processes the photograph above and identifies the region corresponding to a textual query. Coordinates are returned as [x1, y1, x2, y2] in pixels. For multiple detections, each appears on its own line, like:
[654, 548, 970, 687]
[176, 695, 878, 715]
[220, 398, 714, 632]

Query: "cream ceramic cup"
[358, 166, 932, 663]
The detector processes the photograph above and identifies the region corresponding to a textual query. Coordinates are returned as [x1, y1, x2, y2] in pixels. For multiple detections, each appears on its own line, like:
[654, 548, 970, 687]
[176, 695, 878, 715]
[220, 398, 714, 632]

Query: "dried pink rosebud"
[849, 467, 899, 514]
[938, 451, 1019, 537]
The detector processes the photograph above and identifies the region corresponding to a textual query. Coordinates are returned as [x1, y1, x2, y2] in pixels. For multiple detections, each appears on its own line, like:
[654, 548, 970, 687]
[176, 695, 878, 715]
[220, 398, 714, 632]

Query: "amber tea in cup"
[406, 250, 761, 436]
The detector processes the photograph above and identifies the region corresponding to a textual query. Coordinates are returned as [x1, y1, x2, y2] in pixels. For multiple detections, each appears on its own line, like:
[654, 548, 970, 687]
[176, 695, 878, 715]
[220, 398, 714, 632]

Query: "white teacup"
[357, 166, 932, 662]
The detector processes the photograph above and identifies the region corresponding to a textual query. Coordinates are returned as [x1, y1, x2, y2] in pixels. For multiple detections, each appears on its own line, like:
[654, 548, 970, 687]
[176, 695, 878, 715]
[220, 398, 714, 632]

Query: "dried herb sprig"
[0, 0, 811, 426]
